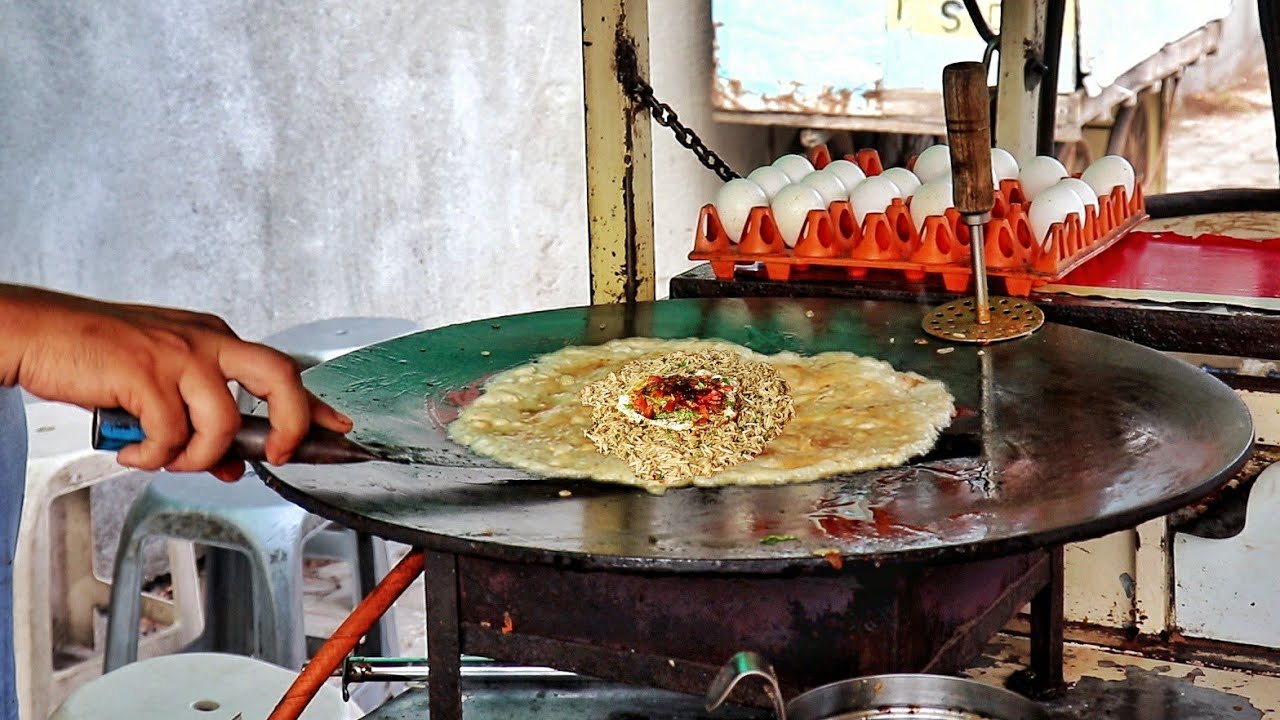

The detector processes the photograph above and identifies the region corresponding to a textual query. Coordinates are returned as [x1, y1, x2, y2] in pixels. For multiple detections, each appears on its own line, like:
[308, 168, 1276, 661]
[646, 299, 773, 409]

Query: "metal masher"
[924, 61, 1045, 343]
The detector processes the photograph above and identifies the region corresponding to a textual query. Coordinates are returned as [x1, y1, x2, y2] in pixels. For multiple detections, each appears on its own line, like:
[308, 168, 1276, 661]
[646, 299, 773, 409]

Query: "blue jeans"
[0, 387, 25, 717]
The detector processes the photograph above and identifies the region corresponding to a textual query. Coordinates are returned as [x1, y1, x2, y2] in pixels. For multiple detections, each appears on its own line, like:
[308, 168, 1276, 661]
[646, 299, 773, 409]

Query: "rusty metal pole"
[994, 0, 1048, 161]
[581, 0, 656, 305]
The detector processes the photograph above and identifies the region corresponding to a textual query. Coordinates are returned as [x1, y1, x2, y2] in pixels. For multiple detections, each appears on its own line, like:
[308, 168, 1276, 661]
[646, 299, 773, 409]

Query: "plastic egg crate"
[689, 145, 1148, 296]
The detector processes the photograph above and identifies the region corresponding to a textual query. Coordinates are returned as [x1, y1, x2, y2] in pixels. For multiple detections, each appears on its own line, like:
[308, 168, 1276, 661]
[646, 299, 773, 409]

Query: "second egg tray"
[689, 148, 1147, 297]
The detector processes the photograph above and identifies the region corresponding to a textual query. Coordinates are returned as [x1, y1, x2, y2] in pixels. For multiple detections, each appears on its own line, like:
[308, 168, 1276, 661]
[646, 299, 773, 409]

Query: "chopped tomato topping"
[628, 373, 735, 426]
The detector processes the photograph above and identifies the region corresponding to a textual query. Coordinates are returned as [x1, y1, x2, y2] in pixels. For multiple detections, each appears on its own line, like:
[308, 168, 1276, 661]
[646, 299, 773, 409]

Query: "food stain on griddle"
[1042, 665, 1263, 719]
[806, 453, 997, 542]
[811, 505, 926, 541]
[808, 481, 927, 541]
[425, 376, 494, 426]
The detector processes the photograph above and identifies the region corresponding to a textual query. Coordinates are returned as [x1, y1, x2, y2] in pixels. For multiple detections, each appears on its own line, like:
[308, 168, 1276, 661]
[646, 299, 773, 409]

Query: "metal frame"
[416, 546, 1065, 720]
[581, 0, 656, 305]
[994, 0, 1048, 160]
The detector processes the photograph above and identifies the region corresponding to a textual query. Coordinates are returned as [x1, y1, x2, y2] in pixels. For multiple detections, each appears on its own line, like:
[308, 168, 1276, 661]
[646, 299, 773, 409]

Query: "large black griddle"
[255, 297, 1252, 572]
[253, 298, 1253, 718]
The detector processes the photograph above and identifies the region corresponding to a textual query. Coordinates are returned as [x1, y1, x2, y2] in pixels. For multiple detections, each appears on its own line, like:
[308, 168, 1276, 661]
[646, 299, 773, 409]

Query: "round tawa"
[255, 298, 1252, 573]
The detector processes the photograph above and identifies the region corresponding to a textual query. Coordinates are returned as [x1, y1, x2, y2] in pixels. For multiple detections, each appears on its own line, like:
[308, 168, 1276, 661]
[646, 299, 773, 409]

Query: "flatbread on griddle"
[446, 338, 954, 494]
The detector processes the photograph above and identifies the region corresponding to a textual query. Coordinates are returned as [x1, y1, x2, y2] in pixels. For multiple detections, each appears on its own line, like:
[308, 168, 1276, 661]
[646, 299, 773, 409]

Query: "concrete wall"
[1, 1, 766, 340]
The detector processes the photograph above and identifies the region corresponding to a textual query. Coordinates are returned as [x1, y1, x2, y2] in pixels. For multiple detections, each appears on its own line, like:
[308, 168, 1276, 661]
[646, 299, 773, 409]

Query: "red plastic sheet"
[1056, 230, 1280, 300]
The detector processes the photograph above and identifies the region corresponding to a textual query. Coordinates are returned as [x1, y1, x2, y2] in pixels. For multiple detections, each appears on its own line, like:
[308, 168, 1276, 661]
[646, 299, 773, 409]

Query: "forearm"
[0, 283, 49, 388]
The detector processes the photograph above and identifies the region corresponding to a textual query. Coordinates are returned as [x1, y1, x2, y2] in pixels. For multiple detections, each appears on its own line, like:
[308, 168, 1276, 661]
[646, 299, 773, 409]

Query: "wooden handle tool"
[922, 62, 1044, 343]
[942, 61, 994, 323]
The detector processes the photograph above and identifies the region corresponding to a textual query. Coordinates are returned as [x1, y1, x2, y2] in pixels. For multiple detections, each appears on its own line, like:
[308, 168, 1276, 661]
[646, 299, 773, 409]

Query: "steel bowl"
[707, 652, 1047, 720]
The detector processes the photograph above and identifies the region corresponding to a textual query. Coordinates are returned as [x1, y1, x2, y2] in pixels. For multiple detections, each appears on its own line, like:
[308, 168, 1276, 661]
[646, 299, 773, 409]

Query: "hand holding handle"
[92, 408, 378, 465]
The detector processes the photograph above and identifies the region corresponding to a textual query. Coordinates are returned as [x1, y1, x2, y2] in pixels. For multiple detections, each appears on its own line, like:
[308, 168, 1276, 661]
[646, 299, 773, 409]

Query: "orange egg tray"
[689, 146, 1147, 296]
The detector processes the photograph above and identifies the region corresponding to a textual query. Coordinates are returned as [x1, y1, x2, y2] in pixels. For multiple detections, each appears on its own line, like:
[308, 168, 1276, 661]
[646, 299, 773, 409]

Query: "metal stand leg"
[355, 530, 394, 657]
[425, 550, 463, 720]
[1259, 0, 1280, 187]
[1029, 545, 1065, 689]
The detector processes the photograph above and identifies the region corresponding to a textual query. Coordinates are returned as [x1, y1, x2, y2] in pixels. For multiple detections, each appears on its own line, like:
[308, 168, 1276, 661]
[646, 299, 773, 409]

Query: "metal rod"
[969, 222, 991, 324]
[1261, 0, 1280, 187]
[1037, 0, 1067, 156]
[334, 657, 577, 684]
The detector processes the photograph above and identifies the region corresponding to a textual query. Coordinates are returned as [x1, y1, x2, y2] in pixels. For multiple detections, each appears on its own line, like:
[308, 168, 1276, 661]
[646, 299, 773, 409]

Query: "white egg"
[991, 148, 1019, 181]
[1081, 155, 1137, 199]
[824, 159, 867, 192]
[770, 184, 826, 247]
[1028, 182, 1086, 248]
[798, 170, 849, 206]
[772, 154, 816, 183]
[909, 180, 955, 233]
[914, 145, 952, 183]
[879, 167, 922, 199]
[847, 176, 901, 225]
[1019, 155, 1069, 202]
[713, 178, 769, 242]
[1054, 177, 1099, 211]
[746, 166, 791, 200]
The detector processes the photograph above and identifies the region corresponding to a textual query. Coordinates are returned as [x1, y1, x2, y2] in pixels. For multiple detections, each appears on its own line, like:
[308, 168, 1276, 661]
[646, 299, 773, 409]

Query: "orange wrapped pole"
[268, 548, 426, 720]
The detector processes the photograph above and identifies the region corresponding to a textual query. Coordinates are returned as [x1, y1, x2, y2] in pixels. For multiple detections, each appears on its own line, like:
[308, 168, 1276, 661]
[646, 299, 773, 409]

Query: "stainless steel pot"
[706, 652, 1049, 720]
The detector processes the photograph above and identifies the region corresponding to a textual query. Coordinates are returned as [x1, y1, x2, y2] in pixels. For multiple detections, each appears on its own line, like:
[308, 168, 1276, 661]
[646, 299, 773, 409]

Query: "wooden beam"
[581, 0, 655, 305]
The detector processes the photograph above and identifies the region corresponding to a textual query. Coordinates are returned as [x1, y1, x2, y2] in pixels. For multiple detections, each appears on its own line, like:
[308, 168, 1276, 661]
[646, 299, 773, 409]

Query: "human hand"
[1, 285, 352, 481]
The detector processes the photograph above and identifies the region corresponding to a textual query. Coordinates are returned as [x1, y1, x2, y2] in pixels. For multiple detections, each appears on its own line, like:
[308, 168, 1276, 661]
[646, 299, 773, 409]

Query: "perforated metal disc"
[923, 297, 1045, 343]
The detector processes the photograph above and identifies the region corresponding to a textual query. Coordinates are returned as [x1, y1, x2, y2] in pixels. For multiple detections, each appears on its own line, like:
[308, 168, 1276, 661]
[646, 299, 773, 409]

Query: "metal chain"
[615, 41, 741, 182]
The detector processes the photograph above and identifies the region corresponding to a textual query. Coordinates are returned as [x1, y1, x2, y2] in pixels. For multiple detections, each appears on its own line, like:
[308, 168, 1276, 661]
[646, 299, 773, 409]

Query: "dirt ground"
[1166, 65, 1280, 192]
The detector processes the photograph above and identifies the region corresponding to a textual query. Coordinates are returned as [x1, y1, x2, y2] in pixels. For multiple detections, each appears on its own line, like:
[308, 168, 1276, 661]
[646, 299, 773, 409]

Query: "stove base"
[418, 546, 1064, 719]
[361, 633, 1269, 720]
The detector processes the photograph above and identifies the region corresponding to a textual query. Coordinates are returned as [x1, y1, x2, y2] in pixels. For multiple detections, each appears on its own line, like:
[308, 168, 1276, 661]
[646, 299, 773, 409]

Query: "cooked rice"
[579, 350, 794, 487]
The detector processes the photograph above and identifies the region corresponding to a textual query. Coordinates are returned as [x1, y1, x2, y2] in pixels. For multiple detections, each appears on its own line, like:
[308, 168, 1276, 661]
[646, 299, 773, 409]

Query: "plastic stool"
[104, 470, 326, 671]
[51, 652, 350, 719]
[235, 317, 422, 373]
[16, 403, 202, 720]
[104, 317, 419, 705]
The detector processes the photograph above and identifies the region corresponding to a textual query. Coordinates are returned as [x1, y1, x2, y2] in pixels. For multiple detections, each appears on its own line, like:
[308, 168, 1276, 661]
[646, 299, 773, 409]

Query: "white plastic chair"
[49, 652, 351, 719]
[14, 402, 202, 720]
